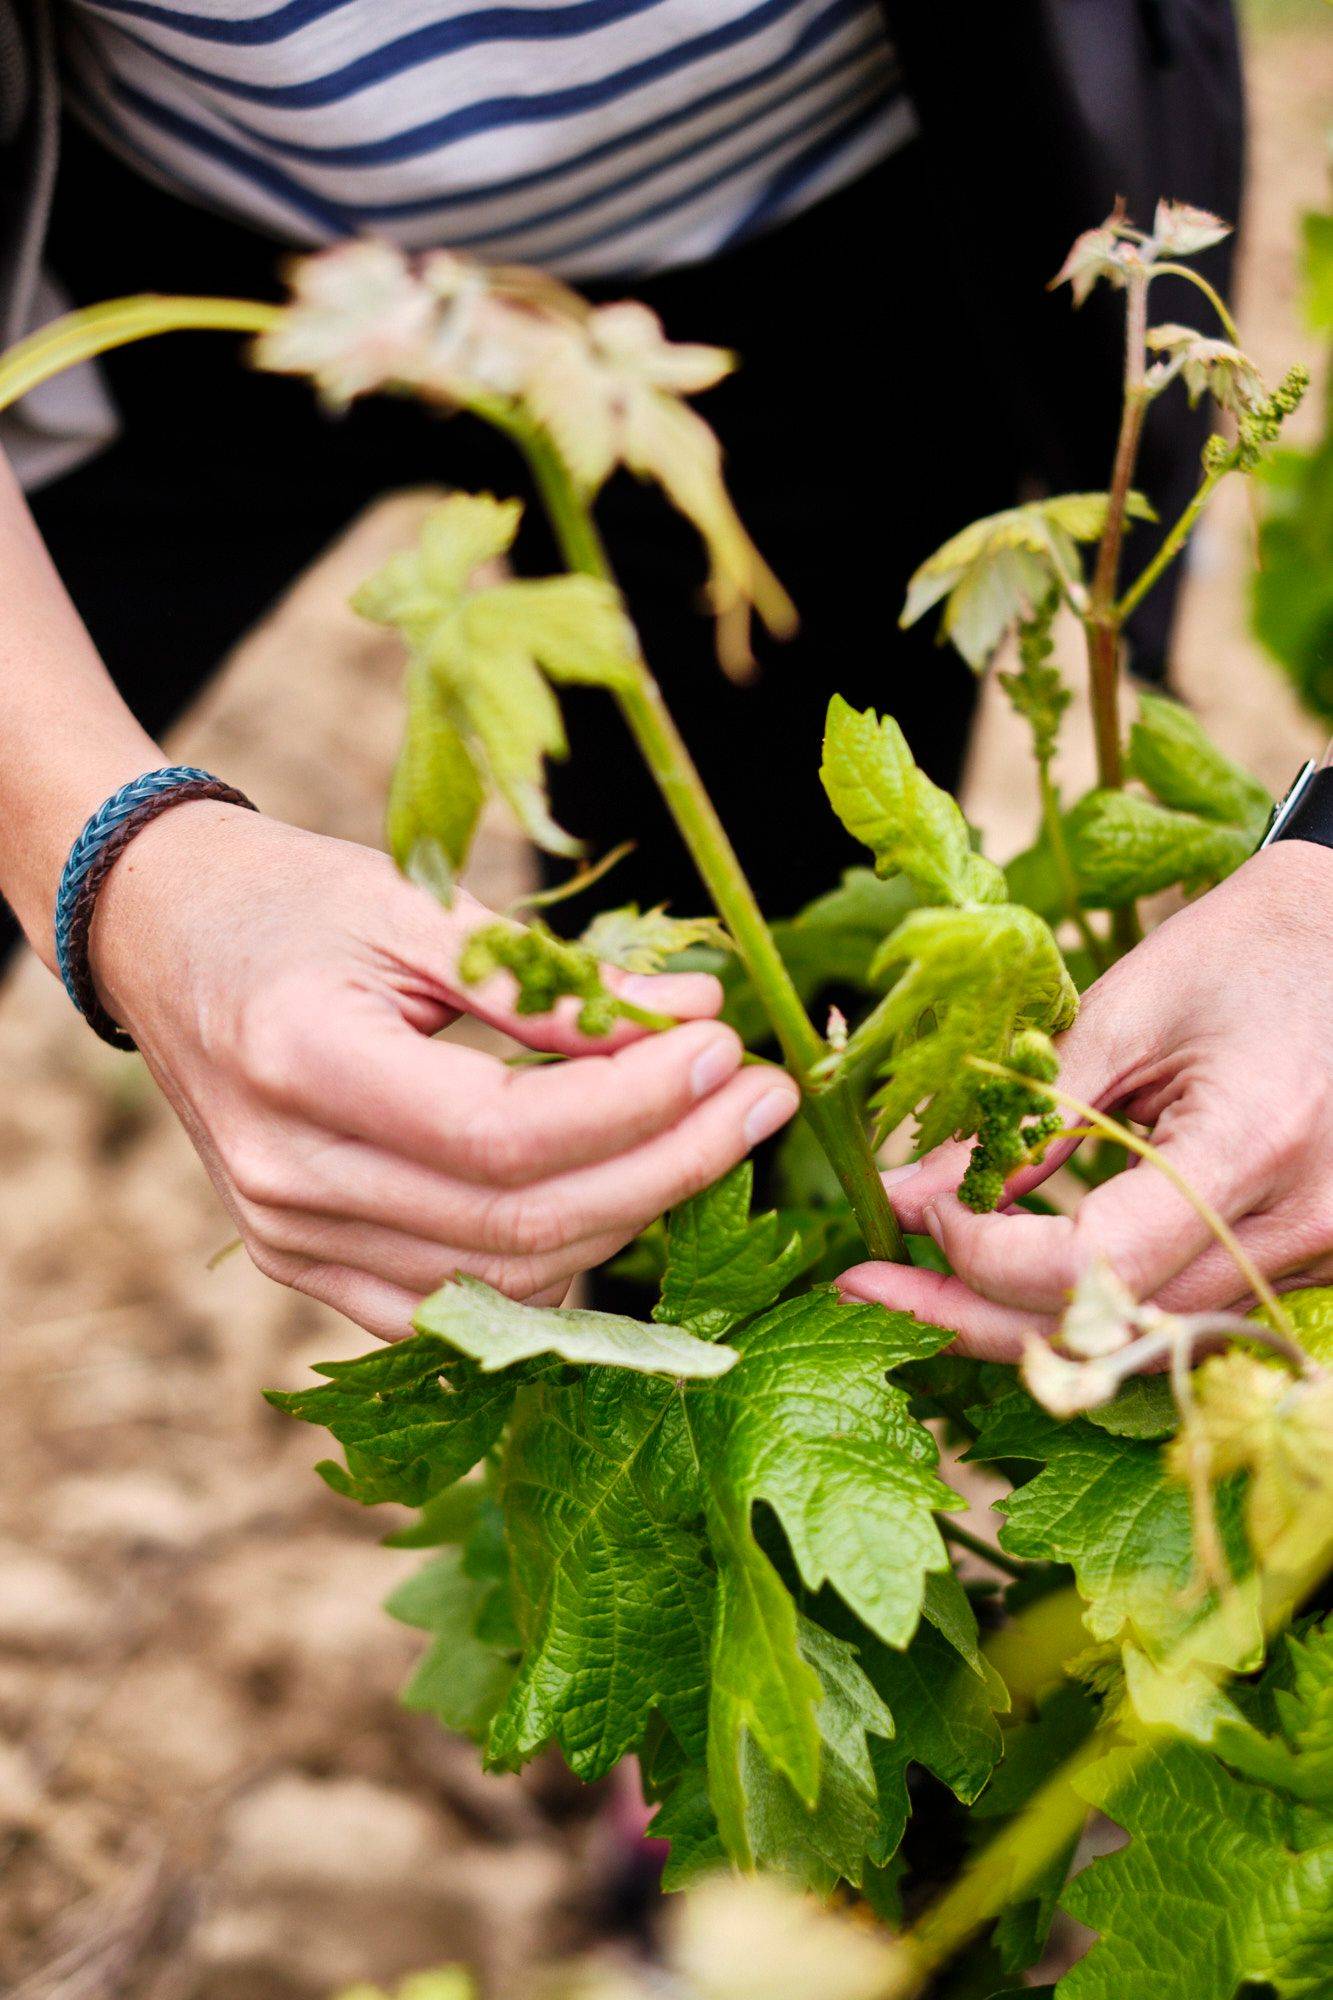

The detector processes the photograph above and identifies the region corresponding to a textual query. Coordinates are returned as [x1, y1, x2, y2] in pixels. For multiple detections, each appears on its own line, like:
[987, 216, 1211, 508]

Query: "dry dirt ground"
[1, 20, 1328, 1997]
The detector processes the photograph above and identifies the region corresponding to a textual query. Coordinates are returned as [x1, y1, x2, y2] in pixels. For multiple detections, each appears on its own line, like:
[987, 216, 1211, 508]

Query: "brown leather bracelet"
[64, 778, 257, 1050]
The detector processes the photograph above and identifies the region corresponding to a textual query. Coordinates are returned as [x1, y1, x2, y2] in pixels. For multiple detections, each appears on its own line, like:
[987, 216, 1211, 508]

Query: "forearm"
[0, 449, 164, 967]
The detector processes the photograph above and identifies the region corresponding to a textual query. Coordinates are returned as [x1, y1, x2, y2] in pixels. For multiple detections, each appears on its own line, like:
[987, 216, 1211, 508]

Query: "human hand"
[89, 804, 798, 1337]
[839, 843, 1333, 1356]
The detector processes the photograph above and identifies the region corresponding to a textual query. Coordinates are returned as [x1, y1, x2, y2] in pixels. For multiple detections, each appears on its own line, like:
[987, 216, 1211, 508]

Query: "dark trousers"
[7, 119, 1191, 967]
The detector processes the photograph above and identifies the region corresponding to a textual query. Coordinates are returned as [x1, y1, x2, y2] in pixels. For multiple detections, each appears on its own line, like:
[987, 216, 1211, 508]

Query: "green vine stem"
[1116, 454, 1232, 625]
[514, 420, 907, 1262]
[0, 295, 281, 410]
[1037, 740, 1109, 973]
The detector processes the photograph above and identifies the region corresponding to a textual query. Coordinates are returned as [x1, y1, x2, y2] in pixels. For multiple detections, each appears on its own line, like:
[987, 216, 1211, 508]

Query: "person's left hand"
[838, 841, 1333, 1356]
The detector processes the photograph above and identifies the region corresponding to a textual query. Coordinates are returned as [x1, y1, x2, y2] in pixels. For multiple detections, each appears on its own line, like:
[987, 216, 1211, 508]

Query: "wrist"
[1241, 837, 1333, 939]
[84, 797, 261, 1039]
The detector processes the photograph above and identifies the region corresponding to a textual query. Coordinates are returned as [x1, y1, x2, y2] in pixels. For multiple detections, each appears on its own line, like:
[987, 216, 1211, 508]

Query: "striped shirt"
[58, 0, 914, 279]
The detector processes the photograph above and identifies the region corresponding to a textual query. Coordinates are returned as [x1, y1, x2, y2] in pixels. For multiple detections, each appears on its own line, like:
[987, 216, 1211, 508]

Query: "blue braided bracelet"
[55, 767, 257, 1047]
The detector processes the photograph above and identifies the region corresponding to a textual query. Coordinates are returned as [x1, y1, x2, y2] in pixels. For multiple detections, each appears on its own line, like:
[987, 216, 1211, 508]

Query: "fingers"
[838, 1260, 1054, 1361]
[284, 1264, 426, 1343]
[269, 1013, 747, 1185]
[237, 1064, 799, 1259]
[251, 1209, 629, 1302]
[421, 888, 724, 1054]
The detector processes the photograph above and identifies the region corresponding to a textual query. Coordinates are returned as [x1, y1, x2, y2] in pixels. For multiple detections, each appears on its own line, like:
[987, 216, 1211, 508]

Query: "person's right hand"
[87, 803, 799, 1338]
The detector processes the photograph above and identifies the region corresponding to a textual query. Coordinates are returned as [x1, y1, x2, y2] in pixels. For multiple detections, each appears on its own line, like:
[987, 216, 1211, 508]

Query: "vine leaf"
[820, 695, 1005, 905]
[654, 1162, 812, 1340]
[899, 494, 1154, 670]
[354, 493, 635, 856]
[967, 1391, 1259, 1664]
[265, 1340, 520, 1508]
[1061, 1619, 1333, 2000]
[1126, 691, 1271, 835]
[386, 660, 485, 887]
[662, 1617, 896, 1889]
[579, 903, 731, 973]
[414, 1274, 738, 1379]
[386, 1547, 516, 1740]
[488, 1371, 714, 1778]
[844, 903, 1077, 1152]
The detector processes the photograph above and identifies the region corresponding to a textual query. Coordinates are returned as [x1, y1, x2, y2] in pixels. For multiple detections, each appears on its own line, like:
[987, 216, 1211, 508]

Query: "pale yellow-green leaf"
[580, 904, 731, 972]
[386, 660, 484, 877]
[355, 496, 637, 856]
[901, 494, 1154, 671]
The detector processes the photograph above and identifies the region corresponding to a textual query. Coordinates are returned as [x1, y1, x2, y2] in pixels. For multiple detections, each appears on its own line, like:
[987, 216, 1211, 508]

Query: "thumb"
[423, 886, 723, 1056]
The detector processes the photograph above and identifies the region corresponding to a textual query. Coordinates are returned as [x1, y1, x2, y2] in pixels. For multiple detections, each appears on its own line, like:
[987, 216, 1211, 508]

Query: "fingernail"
[882, 1161, 923, 1189]
[923, 1199, 945, 1247]
[743, 1086, 799, 1146]
[617, 972, 665, 1006]
[690, 1034, 741, 1099]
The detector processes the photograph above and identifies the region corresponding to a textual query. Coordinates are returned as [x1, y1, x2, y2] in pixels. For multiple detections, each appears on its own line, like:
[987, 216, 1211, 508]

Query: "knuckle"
[464, 1113, 540, 1189]
[234, 983, 315, 1104]
[492, 1187, 571, 1258]
[245, 1235, 296, 1286]
[221, 1133, 293, 1208]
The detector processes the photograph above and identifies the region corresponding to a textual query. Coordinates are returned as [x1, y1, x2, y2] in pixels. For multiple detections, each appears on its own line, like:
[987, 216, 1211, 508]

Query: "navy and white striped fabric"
[60, 0, 914, 277]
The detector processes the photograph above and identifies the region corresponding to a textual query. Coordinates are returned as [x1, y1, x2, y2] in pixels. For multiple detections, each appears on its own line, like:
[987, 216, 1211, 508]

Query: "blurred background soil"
[0, 11, 1328, 1995]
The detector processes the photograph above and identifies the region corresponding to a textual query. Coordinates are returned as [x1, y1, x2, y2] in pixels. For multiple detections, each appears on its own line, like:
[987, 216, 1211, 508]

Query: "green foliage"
[842, 902, 1077, 1153]
[355, 493, 634, 856]
[968, 1390, 1255, 1663]
[899, 494, 1155, 671]
[1254, 210, 1333, 719]
[386, 660, 485, 889]
[819, 697, 1074, 1162]
[271, 1171, 966, 1892]
[820, 695, 1005, 905]
[654, 1162, 815, 1339]
[1007, 689, 1270, 916]
[457, 919, 666, 1034]
[1061, 1618, 1333, 2000]
[579, 903, 731, 971]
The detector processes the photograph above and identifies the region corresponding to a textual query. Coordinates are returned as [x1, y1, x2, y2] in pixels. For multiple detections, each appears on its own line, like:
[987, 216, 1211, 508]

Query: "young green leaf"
[1062, 1647, 1333, 1999]
[387, 660, 485, 886]
[266, 1340, 520, 1507]
[414, 1273, 738, 1379]
[355, 493, 635, 855]
[579, 903, 731, 973]
[968, 1391, 1258, 1663]
[820, 696, 1005, 905]
[1126, 691, 1271, 833]
[842, 904, 1077, 1152]
[386, 1547, 516, 1740]
[654, 1163, 812, 1341]
[1057, 790, 1254, 906]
